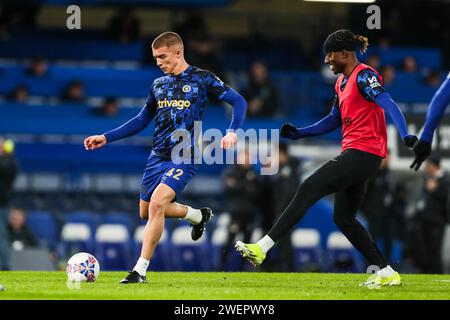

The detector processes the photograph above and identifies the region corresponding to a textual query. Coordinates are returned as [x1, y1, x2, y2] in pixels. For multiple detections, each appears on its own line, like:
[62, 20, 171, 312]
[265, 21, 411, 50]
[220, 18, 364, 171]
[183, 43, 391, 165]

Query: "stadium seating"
[365, 46, 443, 70]
[210, 227, 228, 271]
[291, 228, 324, 272]
[326, 231, 363, 273]
[170, 226, 211, 271]
[215, 212, 231, 229]
[59, 222, 95, 258]
[133, 225, 172, 271]
[102, 212, 135, 235]
[1, 20, 445, 274]
[65, 211, 101, 236]
[27, 211, 59, 250]
[95, 224, 133, 271]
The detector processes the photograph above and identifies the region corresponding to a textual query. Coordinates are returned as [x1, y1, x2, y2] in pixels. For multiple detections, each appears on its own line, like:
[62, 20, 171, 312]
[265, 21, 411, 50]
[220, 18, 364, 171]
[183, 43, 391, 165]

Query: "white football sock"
[377, 265, 395, 277]
[183, 206, 203, 225]
[257, 235, 275, 255]
[133, 257, 149, 277]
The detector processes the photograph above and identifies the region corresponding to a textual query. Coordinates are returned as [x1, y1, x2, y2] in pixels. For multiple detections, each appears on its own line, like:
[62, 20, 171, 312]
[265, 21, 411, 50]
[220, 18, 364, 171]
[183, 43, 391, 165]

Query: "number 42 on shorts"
[165, 168, 184, 180]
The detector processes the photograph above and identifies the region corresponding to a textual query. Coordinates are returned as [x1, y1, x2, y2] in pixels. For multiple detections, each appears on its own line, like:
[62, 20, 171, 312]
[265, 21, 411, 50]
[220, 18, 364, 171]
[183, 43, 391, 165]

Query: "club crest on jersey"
[182, 85, 191, 93]
[157, 98, 191, 110]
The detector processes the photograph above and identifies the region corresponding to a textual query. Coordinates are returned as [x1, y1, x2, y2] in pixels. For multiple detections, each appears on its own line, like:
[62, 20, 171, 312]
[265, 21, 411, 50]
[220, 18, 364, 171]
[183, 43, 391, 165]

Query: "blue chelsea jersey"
[144, 65, 230, 159]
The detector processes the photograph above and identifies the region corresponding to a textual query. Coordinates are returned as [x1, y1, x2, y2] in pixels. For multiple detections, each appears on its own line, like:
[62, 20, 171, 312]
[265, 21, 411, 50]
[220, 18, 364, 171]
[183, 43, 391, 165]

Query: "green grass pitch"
[0, 271, 450, 300]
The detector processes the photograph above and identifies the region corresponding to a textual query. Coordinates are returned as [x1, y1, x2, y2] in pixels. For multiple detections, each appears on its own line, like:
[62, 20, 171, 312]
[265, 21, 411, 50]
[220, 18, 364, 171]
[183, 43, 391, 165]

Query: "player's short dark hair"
[323, 29, 369, 55]
[152, 31, 183, 49]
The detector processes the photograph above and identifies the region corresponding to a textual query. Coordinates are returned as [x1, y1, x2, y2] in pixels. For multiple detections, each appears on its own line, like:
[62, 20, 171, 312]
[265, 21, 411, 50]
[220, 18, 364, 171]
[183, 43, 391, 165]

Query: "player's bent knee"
[149, 199, 165, 218]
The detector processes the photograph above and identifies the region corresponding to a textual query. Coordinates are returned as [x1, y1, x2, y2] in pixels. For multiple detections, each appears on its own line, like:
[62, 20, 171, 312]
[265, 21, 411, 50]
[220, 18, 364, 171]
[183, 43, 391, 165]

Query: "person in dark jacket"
[264, 143, 301, 271]
[221, 150, 260, 270]
[7, 208, 37, 250]
[0, 138, 19, 270]
[413, 154, 449, 274]
[243, 61, 280, 118]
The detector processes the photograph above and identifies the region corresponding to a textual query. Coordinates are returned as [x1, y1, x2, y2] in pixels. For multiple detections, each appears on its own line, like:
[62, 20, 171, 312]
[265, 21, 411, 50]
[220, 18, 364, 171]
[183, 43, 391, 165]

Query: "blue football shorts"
[140, 152, 198, 202]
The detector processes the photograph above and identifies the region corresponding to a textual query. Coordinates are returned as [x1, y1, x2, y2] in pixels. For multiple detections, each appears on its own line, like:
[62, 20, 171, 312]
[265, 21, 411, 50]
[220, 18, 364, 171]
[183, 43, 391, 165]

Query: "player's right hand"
[280, 123, 301, 140]
[84, 135, 107, 151]
[410, 139, 432, 171]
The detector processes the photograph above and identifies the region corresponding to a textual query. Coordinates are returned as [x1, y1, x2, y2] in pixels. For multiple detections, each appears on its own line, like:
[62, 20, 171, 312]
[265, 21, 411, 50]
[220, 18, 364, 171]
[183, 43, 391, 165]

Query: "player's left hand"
[410, 139, 432, 171]
[84, 134, 107, 151]
[221, 132, 237, 149]
[403, 135, 418, 148]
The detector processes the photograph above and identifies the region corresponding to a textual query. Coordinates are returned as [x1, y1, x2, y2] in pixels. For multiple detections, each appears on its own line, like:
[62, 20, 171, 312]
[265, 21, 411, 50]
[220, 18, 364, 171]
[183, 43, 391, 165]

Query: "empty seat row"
[25, 211, 371, 272]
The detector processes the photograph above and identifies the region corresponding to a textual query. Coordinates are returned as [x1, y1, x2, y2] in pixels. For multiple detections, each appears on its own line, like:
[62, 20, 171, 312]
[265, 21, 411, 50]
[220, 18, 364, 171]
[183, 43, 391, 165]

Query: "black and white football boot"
[119, 270, 146, 284]
[191, 207, 213, 241]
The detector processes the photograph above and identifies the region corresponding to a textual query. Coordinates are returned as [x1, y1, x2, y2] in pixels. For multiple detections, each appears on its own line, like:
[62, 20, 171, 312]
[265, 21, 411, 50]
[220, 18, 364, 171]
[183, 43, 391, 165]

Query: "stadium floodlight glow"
[304, 0, 376, 3]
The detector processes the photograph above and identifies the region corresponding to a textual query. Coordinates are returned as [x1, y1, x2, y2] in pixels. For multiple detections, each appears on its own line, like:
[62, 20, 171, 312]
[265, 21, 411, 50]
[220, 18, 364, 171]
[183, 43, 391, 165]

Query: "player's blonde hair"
[152, 31, 184, 50]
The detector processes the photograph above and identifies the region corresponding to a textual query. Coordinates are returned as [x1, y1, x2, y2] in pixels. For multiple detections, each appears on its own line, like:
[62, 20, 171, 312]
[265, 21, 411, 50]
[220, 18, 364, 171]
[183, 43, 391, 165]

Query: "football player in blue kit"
[84, 32, 247, 283]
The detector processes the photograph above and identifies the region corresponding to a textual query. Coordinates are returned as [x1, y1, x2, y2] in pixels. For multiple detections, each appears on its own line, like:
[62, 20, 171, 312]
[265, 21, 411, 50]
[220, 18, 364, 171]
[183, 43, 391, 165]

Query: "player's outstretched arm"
[83, 105, 155, 151]
[374, 92, 417, 148]
[220, 88, 247, 150]
[420, 75, 450, 143]
[280, 104, 342, 140]
[410, 75, 450, 171]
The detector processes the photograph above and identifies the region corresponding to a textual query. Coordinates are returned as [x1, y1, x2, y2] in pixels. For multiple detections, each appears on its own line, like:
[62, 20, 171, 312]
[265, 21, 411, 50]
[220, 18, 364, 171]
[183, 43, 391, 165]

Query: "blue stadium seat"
[95, 224, 133, 271]
[65, 211, 101, 237]
[326, 231, 363, 273]
[210, 227, 228, 271]
[27, 211, 59, 250]
[170, 226, 211, 271]
[291, 228, 324, 272]
[364, 46, 442, 69]
[59, 222, 95, 258]
[103, 212, 135, 235]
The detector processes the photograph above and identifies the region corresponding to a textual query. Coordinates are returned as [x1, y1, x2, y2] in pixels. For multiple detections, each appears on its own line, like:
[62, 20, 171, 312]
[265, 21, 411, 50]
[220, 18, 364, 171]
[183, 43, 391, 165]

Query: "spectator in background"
[243, 61, 280, 118]
[173, 12, 225, 80]
[7, 208, 36, 250]
[26, 57, 48, 77]
[402, 55, 418, 73]
[107, 7, 140, 43]
[381, 65, 396, 87]
[424, 70, 442, 87]
[0, 138, 19, 270]
[365, 54, 381, 70]
[377, 34, 391, 49]
[221, 149, 261, 271]
[263, 143, 301, 272]
[99, 97, 119, 117]
[174, 10, 209, 45]
[61, 80, 85, 103]
[8, 84, 29, 103]
[185, 33, 225, 81]
[413, 154, 449, 273]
